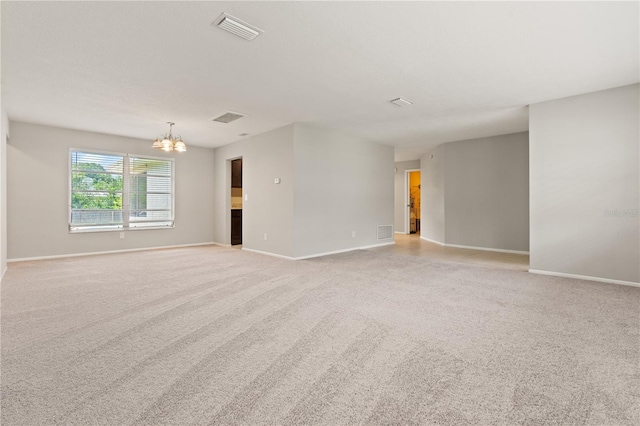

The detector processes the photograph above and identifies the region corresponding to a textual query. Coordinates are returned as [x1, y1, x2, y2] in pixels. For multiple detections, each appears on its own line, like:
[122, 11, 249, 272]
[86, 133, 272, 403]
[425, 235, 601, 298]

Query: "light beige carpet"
[1, 246, 638, 425]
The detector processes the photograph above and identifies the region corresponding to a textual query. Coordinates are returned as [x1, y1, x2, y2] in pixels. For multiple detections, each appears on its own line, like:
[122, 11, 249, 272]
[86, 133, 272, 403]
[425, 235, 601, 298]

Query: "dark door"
[230, 158, 242, 245]
[231, 209, 242, 245]
[231, 159, 242, 188]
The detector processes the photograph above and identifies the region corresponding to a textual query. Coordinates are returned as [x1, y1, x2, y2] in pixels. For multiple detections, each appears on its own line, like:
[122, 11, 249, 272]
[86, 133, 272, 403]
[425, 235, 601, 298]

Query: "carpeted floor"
[1, 245, 638, 425]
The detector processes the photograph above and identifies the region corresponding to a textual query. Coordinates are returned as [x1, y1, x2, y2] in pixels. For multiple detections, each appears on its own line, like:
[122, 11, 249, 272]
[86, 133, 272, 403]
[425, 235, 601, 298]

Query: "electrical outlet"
[352, 231, 356, 238]
[264, 233, 268, 241]
[245, 194, 248, 201]
[120, 232, 125, 239]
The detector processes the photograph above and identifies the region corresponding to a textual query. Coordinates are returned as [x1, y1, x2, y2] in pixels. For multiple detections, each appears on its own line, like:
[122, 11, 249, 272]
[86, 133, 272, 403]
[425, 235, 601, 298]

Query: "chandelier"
[152, 122, 187, 152]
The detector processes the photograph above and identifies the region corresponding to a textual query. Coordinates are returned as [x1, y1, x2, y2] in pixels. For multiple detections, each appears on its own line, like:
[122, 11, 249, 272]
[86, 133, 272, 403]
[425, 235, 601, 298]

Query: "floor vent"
[377, 225, 393, 240]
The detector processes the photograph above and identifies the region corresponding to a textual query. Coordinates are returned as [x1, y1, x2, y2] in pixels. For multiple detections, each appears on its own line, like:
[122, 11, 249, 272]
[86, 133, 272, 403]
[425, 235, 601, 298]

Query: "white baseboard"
[212, 242, 232, 248]
[528, 269, 640, 288]
[241, 248, 294, 260]
[445, 243, 529, 255]
[394, 231, 407, 234]
[1, 265, 7, 281]
[294, 241, 396, 260]
[418, 236, 528, 254]
[7, 242, 216, 263]
[242, 241, 396, 261]
[419, 235, 445, 246]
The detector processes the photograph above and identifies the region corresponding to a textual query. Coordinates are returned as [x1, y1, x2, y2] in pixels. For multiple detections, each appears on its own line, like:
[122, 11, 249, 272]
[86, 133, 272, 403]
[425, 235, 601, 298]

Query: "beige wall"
[7, 122, 215, 260]
[530, 84, 639, 284]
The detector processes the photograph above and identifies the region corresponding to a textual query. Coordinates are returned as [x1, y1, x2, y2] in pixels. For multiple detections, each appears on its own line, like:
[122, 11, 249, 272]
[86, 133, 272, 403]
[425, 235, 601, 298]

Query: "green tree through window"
[71, 162, 123, 210]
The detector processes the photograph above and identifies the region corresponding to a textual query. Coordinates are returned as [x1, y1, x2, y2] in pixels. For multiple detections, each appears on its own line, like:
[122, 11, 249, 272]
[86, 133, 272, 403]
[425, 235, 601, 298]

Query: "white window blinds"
[70, 150, 174, 232]
[129, 157, 173, 229]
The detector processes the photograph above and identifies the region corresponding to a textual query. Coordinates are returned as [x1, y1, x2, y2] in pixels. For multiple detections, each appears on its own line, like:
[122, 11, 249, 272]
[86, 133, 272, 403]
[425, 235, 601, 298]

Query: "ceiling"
[2, 1, 638, 161]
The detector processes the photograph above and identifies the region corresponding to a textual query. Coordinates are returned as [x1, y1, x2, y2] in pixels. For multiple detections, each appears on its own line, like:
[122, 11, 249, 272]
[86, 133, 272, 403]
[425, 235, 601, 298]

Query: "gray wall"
[421, 133, 530, 252]
[213, 123, 394, 259]
[444, 133, 529, 251]
[1, 109, 8, 276]
[293, 124, 394, 258]
[394, 160, 420, 234]
[530, 84, 639, 283]
[7, 121, 215, 259]
[421, 145, 445, 243]
[213, 125, 295, 257]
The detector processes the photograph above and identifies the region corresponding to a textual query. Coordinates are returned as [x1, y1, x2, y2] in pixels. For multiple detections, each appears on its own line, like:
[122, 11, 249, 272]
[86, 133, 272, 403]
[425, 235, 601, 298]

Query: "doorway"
[230, 158, 243, 245]
[406, 170, 421, 234]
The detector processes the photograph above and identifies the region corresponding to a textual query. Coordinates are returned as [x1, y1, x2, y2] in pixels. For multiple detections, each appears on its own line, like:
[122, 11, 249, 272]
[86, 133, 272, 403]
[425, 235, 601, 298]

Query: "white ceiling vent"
[390, 98, 413, 107]
[214, 12, 263, 41]
[213, 112, 245, 124]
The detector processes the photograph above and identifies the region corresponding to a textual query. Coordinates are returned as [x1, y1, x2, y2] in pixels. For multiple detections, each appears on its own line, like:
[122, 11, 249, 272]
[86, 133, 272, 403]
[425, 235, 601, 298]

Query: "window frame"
[68, 148, 175, 233]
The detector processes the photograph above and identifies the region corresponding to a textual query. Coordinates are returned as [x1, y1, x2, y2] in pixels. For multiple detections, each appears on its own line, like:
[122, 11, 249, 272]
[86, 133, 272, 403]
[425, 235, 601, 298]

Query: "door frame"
[405, 169, 420, 235]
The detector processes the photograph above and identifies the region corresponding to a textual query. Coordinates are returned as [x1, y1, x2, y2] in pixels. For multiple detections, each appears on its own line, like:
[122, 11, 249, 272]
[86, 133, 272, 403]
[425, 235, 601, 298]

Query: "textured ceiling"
[2, 1, 638, 161]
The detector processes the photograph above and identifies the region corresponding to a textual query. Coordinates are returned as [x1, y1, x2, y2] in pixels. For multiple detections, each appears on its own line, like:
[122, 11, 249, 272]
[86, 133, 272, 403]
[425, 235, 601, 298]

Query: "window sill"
[69, 225, 175, 234]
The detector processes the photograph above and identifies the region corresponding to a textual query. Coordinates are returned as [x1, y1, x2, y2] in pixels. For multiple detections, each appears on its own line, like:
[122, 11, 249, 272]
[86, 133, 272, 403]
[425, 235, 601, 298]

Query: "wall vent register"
[377, 225, 393, 240]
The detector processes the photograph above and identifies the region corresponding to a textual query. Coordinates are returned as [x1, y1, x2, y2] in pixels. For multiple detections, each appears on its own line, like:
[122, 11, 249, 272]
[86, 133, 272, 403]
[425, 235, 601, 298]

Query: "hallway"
[373, 234, 529, 271]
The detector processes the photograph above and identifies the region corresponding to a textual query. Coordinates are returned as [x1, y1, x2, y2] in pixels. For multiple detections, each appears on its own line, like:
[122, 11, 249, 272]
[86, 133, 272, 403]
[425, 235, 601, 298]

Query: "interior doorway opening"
[406, 170, 421, 235]
[230, 158, 243, 245]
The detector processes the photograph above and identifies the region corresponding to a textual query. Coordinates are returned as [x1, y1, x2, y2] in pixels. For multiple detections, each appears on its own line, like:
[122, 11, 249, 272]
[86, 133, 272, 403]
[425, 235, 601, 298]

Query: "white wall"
[530, 84, 639, 284]
[213, 125, 295, 257]
[293, 124, 394, 258]
[394, 160, 420, 234]
[7, 122, 215, 259]
[0, 109, 9, 277]
[444, 133, 529, 251]
[421, 145, 445, 243]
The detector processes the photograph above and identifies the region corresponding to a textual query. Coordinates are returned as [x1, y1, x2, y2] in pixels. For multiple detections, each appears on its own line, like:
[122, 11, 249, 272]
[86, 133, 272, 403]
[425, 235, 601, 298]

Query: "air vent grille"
[390, 98, 413, 107]
[377, 225, 393, 240]
[212, 112, 245, 124]
[214, 13, 263, 41]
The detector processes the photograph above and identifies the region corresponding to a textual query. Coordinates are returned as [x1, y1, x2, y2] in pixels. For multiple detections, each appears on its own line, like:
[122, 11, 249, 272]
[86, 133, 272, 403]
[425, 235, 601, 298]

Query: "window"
[70, 150, 174, 232]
